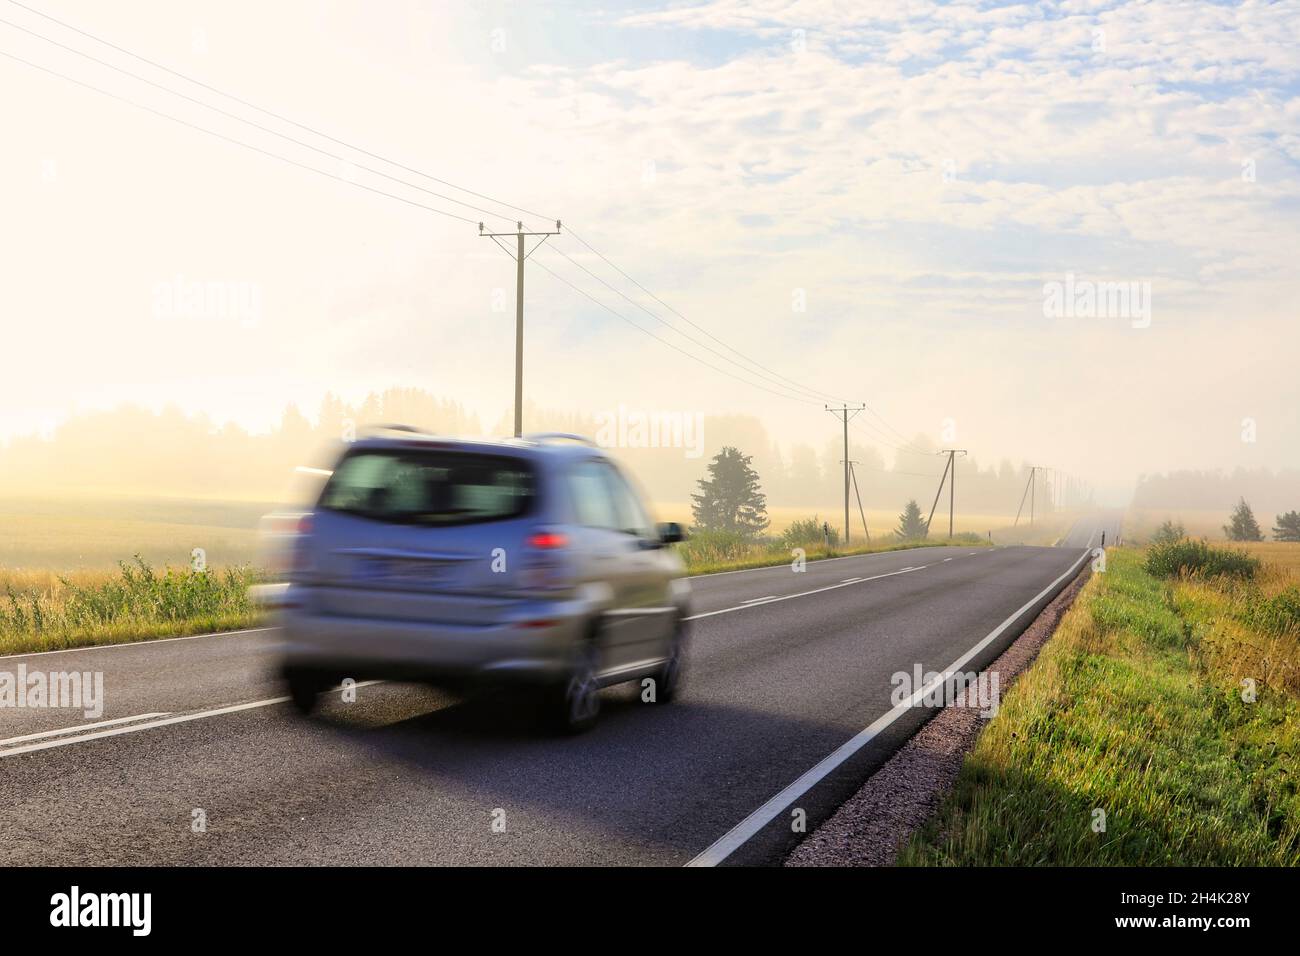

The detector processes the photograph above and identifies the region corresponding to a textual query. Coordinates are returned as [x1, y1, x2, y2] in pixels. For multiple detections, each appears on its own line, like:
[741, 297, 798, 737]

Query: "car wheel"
[648, 617, 686, 704]
[284, 667, 322, 716]
[549, 641, 601, 734]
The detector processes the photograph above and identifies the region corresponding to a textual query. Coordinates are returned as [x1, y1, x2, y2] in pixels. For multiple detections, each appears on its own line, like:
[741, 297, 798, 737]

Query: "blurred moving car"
[265, 428, 689, 732]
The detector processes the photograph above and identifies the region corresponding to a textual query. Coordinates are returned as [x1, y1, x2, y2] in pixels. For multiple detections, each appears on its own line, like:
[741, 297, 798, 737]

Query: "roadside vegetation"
[899, 541, 1300, 865]
[0, 558, 261, 656]
[678, 527, 986, 575]
[681, 445, 988, 574]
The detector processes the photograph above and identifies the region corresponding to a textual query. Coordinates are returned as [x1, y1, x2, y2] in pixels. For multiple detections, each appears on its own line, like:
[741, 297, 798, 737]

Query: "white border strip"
[0, 712, 171, 747]
[0, 626, 274, 662]
[0, 681, 384, 759]
[684, 547, 1091, 867]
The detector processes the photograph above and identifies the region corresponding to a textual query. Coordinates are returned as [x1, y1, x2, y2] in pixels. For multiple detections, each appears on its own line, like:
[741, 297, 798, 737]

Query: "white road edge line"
[0, 626, 275, 662]
[0, 681, 385, 759]
[684, 547, 1091, 867]
[0, 712, 171, 747]
[684, 566, 923, 622]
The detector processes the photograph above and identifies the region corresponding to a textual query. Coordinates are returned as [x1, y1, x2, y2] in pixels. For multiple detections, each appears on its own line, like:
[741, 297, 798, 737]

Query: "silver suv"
[270, 430, 690, 732]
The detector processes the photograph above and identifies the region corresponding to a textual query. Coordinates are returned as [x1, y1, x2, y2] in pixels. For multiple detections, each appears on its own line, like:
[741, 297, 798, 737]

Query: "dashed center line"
[686, 565, 925, 623]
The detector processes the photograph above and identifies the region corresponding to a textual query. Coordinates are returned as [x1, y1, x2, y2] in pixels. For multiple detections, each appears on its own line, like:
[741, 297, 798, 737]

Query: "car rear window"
[317, 449, 536, 526]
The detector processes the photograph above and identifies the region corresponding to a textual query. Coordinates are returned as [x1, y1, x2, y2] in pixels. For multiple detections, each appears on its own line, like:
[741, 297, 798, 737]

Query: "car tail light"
[519, 527, 572, 592]
[527, 530, 568, 550]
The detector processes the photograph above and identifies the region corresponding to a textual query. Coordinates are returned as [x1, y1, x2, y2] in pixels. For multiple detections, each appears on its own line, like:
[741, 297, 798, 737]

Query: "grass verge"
[678, 531, 988, 576]
[1, 558, 262, 656]
[898, 546, 1300, 865]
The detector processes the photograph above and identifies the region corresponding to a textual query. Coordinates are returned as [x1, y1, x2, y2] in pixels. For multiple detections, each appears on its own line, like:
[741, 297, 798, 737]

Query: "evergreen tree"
[1223, 498, 1264, 541]
[690, 446, 769, 537]
[1273, 510, 1300, 542]
[895, 499, 928, 540]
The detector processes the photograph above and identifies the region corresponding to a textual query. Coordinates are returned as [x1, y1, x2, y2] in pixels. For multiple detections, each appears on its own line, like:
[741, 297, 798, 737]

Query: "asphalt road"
[0, 516, 1116, 866]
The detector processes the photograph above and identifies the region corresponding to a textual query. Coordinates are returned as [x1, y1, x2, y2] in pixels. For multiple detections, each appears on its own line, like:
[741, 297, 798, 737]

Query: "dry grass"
[1227, 541, 1300, 578]
[0, 495, 265, 571]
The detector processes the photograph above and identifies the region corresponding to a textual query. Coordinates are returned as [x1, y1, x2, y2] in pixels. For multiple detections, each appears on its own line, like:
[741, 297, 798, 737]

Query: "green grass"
[0, 558, 262, 656]
[1145, 538, 1260, 579]
[899, 547, 1300, 866]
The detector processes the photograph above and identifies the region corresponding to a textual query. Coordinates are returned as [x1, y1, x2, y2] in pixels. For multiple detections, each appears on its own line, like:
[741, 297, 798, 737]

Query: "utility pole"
[924, 453, 952, 536]
[844, 460, 871, 543]
[1013, 465, 1039, 527]
[939, 449, 967, 539]
[479, 219, 562, 436]
[825, 404, 864, 544]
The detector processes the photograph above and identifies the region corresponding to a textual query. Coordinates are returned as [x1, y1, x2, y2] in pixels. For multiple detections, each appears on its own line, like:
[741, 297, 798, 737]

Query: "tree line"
[690, 445, 960, 542]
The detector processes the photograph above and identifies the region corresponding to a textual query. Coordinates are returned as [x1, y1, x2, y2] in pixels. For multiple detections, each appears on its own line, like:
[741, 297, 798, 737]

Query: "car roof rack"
[520, 432, 599, 447]
[359, 423, 436, 438]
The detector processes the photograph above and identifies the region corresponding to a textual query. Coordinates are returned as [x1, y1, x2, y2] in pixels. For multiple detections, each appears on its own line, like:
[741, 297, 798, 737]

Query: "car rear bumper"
[275, 593, 590, 683]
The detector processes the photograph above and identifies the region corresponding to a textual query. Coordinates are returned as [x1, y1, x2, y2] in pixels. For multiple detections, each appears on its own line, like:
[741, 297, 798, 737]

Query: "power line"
[0, 46, 480, 224]
[848, 419, 938, 459]
[558, 235, 938, 456]
[0, 37, 837, 414]
[558, 229, 933, 448]
[549, 245, 827, 407]
[0, 14, 523, 226]
[4, 0, 557, 228]
[562, 226, 850, 406]
[5, 0, 943, 450]
[529, 258, 826, 407]
[6, 1, 876, 417]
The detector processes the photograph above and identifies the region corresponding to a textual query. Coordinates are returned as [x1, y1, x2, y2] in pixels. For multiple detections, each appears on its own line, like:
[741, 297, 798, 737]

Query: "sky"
[1, 0, 1297, 505]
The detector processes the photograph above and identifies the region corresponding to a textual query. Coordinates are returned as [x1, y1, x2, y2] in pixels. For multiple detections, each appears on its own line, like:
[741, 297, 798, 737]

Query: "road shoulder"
[785, 561, 1091, 866]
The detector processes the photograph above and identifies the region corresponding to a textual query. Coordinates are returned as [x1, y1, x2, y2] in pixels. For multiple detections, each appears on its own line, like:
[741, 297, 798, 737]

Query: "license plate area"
[357, 555, 455, 589]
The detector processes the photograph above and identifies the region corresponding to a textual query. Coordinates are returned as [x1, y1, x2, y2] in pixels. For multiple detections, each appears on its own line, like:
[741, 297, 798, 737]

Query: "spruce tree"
[690, 446, 770, 537]
[895, 499, 928, 540]
[1223, 498, 1263, 541]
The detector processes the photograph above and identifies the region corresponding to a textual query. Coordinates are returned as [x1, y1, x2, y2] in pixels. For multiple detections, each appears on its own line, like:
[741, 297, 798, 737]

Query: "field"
[0, 495, 271, 654]
[1125, 507, 1300, 547]
[901, 545, 1300, 865]
[0, 495, 270, 571]
[0, 493, 1057, 655]
[1223, 541, 1300, 577]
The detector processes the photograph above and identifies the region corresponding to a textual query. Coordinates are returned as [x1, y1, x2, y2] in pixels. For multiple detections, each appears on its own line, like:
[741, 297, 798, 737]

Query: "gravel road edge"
[784, 563, 1093, 867]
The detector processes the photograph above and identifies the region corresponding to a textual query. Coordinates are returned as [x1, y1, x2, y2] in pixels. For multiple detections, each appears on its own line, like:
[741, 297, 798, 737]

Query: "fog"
[2, 1, 1297, 520]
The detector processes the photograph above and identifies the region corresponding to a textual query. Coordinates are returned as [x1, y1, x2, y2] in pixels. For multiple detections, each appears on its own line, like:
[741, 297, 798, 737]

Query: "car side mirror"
[658, 522, 685, 544]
